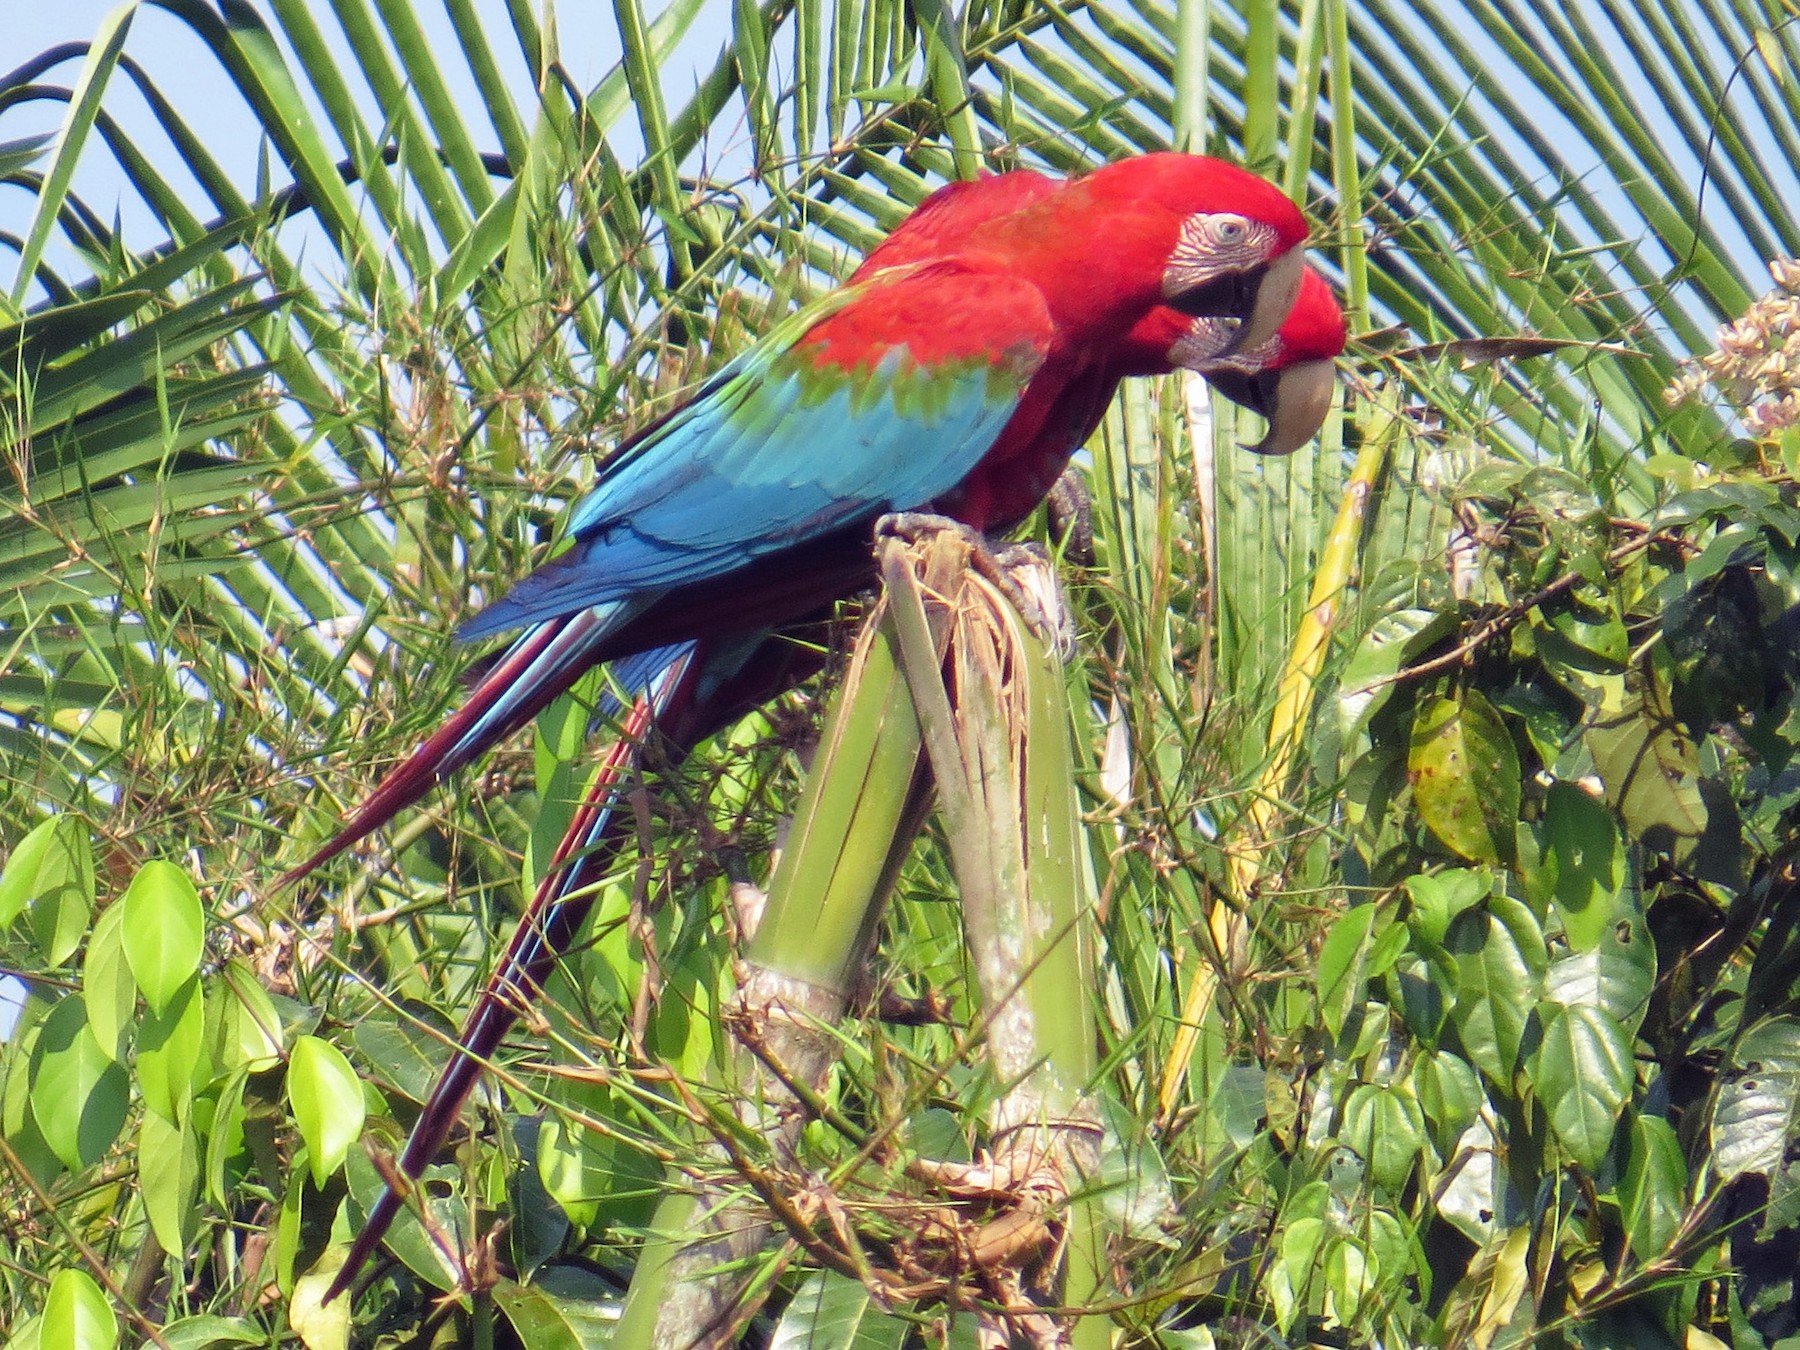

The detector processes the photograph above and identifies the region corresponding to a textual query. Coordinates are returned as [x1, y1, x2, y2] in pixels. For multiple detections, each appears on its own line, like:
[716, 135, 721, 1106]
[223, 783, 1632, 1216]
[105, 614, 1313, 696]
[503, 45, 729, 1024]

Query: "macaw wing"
[459, 262, 1053, 641]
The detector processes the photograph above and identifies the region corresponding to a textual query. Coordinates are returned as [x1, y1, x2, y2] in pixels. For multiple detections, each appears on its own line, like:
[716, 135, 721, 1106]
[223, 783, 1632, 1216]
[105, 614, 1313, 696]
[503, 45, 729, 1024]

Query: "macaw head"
[1110, 266, 1344, 455]
[1072, 152, 1310, 352]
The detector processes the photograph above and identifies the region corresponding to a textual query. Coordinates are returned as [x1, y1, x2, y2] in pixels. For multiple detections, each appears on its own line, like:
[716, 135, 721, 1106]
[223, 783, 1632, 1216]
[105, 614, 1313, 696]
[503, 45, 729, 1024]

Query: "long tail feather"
[322, 646, 700, 1306]
[278, 611, 616, 889]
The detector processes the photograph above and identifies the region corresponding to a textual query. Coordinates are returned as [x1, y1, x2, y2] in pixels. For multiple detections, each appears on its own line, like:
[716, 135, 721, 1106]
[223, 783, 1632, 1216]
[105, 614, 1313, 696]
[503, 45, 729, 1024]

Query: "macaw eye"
[1163, 212, 1280, 306]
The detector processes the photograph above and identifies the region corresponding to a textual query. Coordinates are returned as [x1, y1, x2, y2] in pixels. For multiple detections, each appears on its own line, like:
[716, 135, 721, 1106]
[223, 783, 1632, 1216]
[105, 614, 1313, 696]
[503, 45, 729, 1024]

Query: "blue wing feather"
[460, 264, 1051, 642]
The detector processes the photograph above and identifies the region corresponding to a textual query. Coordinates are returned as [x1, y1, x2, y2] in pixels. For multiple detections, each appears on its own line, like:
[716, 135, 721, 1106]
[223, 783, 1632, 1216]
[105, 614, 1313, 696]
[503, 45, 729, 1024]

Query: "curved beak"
[1231, 246, 1305, 354]
[1246, 357, 1338, 456]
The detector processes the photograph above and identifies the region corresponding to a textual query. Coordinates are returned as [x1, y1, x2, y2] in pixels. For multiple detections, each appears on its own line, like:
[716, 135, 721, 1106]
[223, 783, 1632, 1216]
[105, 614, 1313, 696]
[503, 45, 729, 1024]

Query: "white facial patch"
[1168, 317, 1238, 369]
[1163, 212, 1279, 294]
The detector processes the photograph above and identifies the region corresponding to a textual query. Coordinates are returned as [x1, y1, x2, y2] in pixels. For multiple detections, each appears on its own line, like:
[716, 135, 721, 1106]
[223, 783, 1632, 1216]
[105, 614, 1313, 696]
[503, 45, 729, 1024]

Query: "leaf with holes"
[1410, 689, 1521, 864]
[1711, 1016, 1800, 1182]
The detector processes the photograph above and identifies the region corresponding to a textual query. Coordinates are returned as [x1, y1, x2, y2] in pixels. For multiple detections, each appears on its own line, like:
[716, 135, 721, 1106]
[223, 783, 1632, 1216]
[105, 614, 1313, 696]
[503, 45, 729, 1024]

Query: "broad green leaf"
[508, 1118, 570, 1280]
[1404, 868, 1493, 950]
[28, 996, 128, 1171]
[1324, 1238, 1376, 1329]
[139, 1108, 201, 1252]
[1337, 608, 1455, 738]
[1317, 904, 1378, 1041]
[349, 1002, 455, 1105]
[1413, 1050, 1483, 1151]
[210, 960, 283, 1072]
[1535, 1004, 1634, 1169]
[1446, 898, 1545, 1084]
[204, 1069, 249, 1214]
[154, 1316, 262, 1349]
[40, 1269, 115, 1350]
[137, 977, 208, 1124]
[1711, 1016, 1800, 1182]
[1341, 1081, 1429, 1191]
[343, 1144, 462, 1291]
[287, 1036, 364, 1186]
[537, 1080, 660, 1233]
[120, 861, 206, 1014]
[491, 1268, 623, 1350]
[771, 1270, 907, 1350]
[1621, 1114, 1687, 1263]
[0, 816, 95, 967]
[1094, 1092, 1176, 1242]
[1409, 689, 1521, 864]
[82, 900, 134, 1063]
[1266, 1213, 1329, 1333]
[1542, 907, 1656, 1031]
[1538, 782, 1626, 951]
[1587, 701, 1708, 854]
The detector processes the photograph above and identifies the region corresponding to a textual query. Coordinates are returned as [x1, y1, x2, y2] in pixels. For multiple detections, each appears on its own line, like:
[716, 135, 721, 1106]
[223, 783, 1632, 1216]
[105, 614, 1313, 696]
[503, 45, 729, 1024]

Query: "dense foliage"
[2, 0, 1799, 1346]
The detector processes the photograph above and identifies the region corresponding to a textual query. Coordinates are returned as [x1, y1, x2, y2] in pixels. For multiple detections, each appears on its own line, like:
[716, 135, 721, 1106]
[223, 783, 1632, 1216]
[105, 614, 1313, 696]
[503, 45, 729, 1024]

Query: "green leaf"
[343, 1143, 462, 1291]
[137, 977, 208, 1125]
[1413, 1050, 1484, 1150]
[1337, 608, 1456, 738]
[1317, 904, 1378, 1041]
[28, 996, 128, 1171]
[1587, 700, 1708, 854]
[1447, 898, 1545, 1084]
[39, 1268, 115, 1350]
[770, 1270, 907, 1350]
[537, 1080, 660, 1233]
[491, 1268, 623, 1350]
[1542, 906, 1656, 1031]
[0, 133, 52, 180]
[209, 960, 284, 1072]
[1539, 783, 1627, 951]
[82, 900, 135, 1063]
[1621, 1114, 1687, 1263]
[1535, 1004, 1634, 1168]
[1711, 1016, 1800, 1182]
[1340, 1081, 1429, 1191]
[0, 816, 95, 967]
[120, 861, 206, 1015]
[154, 1317, 261, 1349]
[140, 1108, 201, 1252]
[204, 1070, 249, 1214]
[8, 1, 136, 309]
[1404, 868, 1493, 950]
[287, 1035, 364, 1186]
[1409, 689, 1521, 864]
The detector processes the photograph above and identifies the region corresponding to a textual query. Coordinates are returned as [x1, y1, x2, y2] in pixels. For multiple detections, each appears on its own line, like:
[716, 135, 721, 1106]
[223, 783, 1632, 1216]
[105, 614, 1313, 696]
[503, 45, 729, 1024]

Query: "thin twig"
[0, 1132, 177, 1350]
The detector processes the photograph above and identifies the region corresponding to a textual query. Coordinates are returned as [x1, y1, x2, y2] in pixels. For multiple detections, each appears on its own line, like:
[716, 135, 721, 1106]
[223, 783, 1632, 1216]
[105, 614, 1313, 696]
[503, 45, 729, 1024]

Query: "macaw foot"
[874, 513, 1076, 660]
[1045, 470, 1094, 567]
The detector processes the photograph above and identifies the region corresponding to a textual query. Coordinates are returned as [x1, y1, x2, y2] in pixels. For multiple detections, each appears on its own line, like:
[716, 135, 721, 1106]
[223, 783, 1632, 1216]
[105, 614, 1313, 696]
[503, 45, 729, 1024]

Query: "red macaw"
[313, 154, 1322, 1302]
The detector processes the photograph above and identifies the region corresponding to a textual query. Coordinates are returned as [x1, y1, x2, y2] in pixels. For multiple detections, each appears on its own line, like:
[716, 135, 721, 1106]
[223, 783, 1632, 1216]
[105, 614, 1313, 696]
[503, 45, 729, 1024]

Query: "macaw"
[313, 153, 1324, 1302]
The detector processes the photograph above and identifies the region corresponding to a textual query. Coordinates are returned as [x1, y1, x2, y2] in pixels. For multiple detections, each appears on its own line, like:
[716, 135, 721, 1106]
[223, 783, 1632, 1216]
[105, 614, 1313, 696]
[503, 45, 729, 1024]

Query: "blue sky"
[1, 0, 739, 301]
